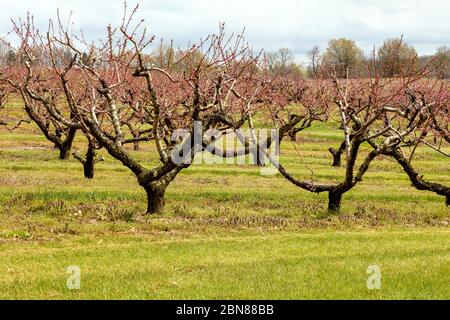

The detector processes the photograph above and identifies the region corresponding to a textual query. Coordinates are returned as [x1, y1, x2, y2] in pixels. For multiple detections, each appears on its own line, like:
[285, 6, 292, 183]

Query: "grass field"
[0, 105, 449, 299]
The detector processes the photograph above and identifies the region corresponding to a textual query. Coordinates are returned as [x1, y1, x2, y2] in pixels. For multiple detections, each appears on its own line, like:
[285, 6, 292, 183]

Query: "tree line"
[2, 35, 449, 79]
[266, 38, 449, 79]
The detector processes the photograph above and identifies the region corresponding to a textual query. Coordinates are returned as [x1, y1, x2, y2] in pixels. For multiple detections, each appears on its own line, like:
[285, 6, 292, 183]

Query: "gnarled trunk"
[386, 148, 450, 208]
[328, 191, 342, 212]
[59, 146, 71, 160]
[73, 144, 102, 179]
[144, 185, 166, 214]
[133, 140, 140, 151]
[329, 147, 342, 167]
[252, 148, 266, 167]
[289, 131, 297, 142]
[58, 128, 77, 160]
[83, 147, 96, 179]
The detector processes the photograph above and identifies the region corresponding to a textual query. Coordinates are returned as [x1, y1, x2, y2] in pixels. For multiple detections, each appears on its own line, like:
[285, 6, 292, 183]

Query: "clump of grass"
[72, 203, 136, 222]
[3, 193, 35, 207]
[0, 230, 31, 240]
[50, 222, 79, 236]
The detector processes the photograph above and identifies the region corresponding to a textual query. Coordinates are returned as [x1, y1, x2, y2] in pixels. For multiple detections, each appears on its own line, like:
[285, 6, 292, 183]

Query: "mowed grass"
[0, 104, 449, 299]
[1, 229, 449, 299]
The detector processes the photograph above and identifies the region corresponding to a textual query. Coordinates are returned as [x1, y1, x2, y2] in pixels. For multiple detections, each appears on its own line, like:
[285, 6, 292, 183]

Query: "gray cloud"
[1, 0, 448, 63]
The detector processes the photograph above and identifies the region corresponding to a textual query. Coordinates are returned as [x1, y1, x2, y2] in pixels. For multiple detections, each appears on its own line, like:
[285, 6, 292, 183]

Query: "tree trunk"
[289, 131, 297, 142]
[83, 147, 95, 179]
[329, 147, 342, 167]
[133, 140, 140, 151]
[58, 128, 77, 160]
[387, 148, 450, 208]
[144, 186, 165, 214]
[252, 149, 266, 167]
[328, 191, 342, 212]
[59, 146, 71, 160]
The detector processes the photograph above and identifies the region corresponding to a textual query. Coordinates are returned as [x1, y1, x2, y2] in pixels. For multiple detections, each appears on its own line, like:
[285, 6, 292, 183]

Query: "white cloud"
[0, 0, 448, 63]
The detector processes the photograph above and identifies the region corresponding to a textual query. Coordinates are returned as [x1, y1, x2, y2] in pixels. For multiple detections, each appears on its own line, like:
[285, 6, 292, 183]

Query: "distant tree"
[0, 42, 8, 66]
[323, 38, 364, 78]
[54, 46, 73, 67]
[0, 86, 7, 108]
[5, 50, 16, 66]
[154, 43, 176, 68]
[278, 48, 294, 69]
[433, 46, 450, 79]
[80, 51, 94, 68]
[266, 52, 279, 73]
[377, 38, 418, 77]
[266, 48, 305, 77]
[306, 45, 322, 77]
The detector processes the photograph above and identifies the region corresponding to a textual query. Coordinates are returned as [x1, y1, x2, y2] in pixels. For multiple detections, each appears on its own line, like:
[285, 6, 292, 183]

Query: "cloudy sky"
[0, 0, 449, 63]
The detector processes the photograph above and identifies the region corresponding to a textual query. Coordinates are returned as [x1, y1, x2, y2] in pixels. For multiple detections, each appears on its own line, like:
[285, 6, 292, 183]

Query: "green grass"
[0, 104, 449, 299]
[1, 229, 449, 299]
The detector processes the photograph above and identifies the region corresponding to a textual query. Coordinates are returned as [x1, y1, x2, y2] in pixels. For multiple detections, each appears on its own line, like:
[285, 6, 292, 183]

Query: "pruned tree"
[1, 15, 105, 179]
[266, 56, 446, 211]
[73, 144, 104, 179]
[266, 74, 329, 142]
[20, 6, 271, 214]
[1, 17, 79, 160]
[374, 79, 450, 205]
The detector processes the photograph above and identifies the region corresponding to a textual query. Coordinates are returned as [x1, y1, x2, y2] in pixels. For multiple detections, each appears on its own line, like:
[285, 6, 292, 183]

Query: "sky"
[0, 0, 449, 64]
